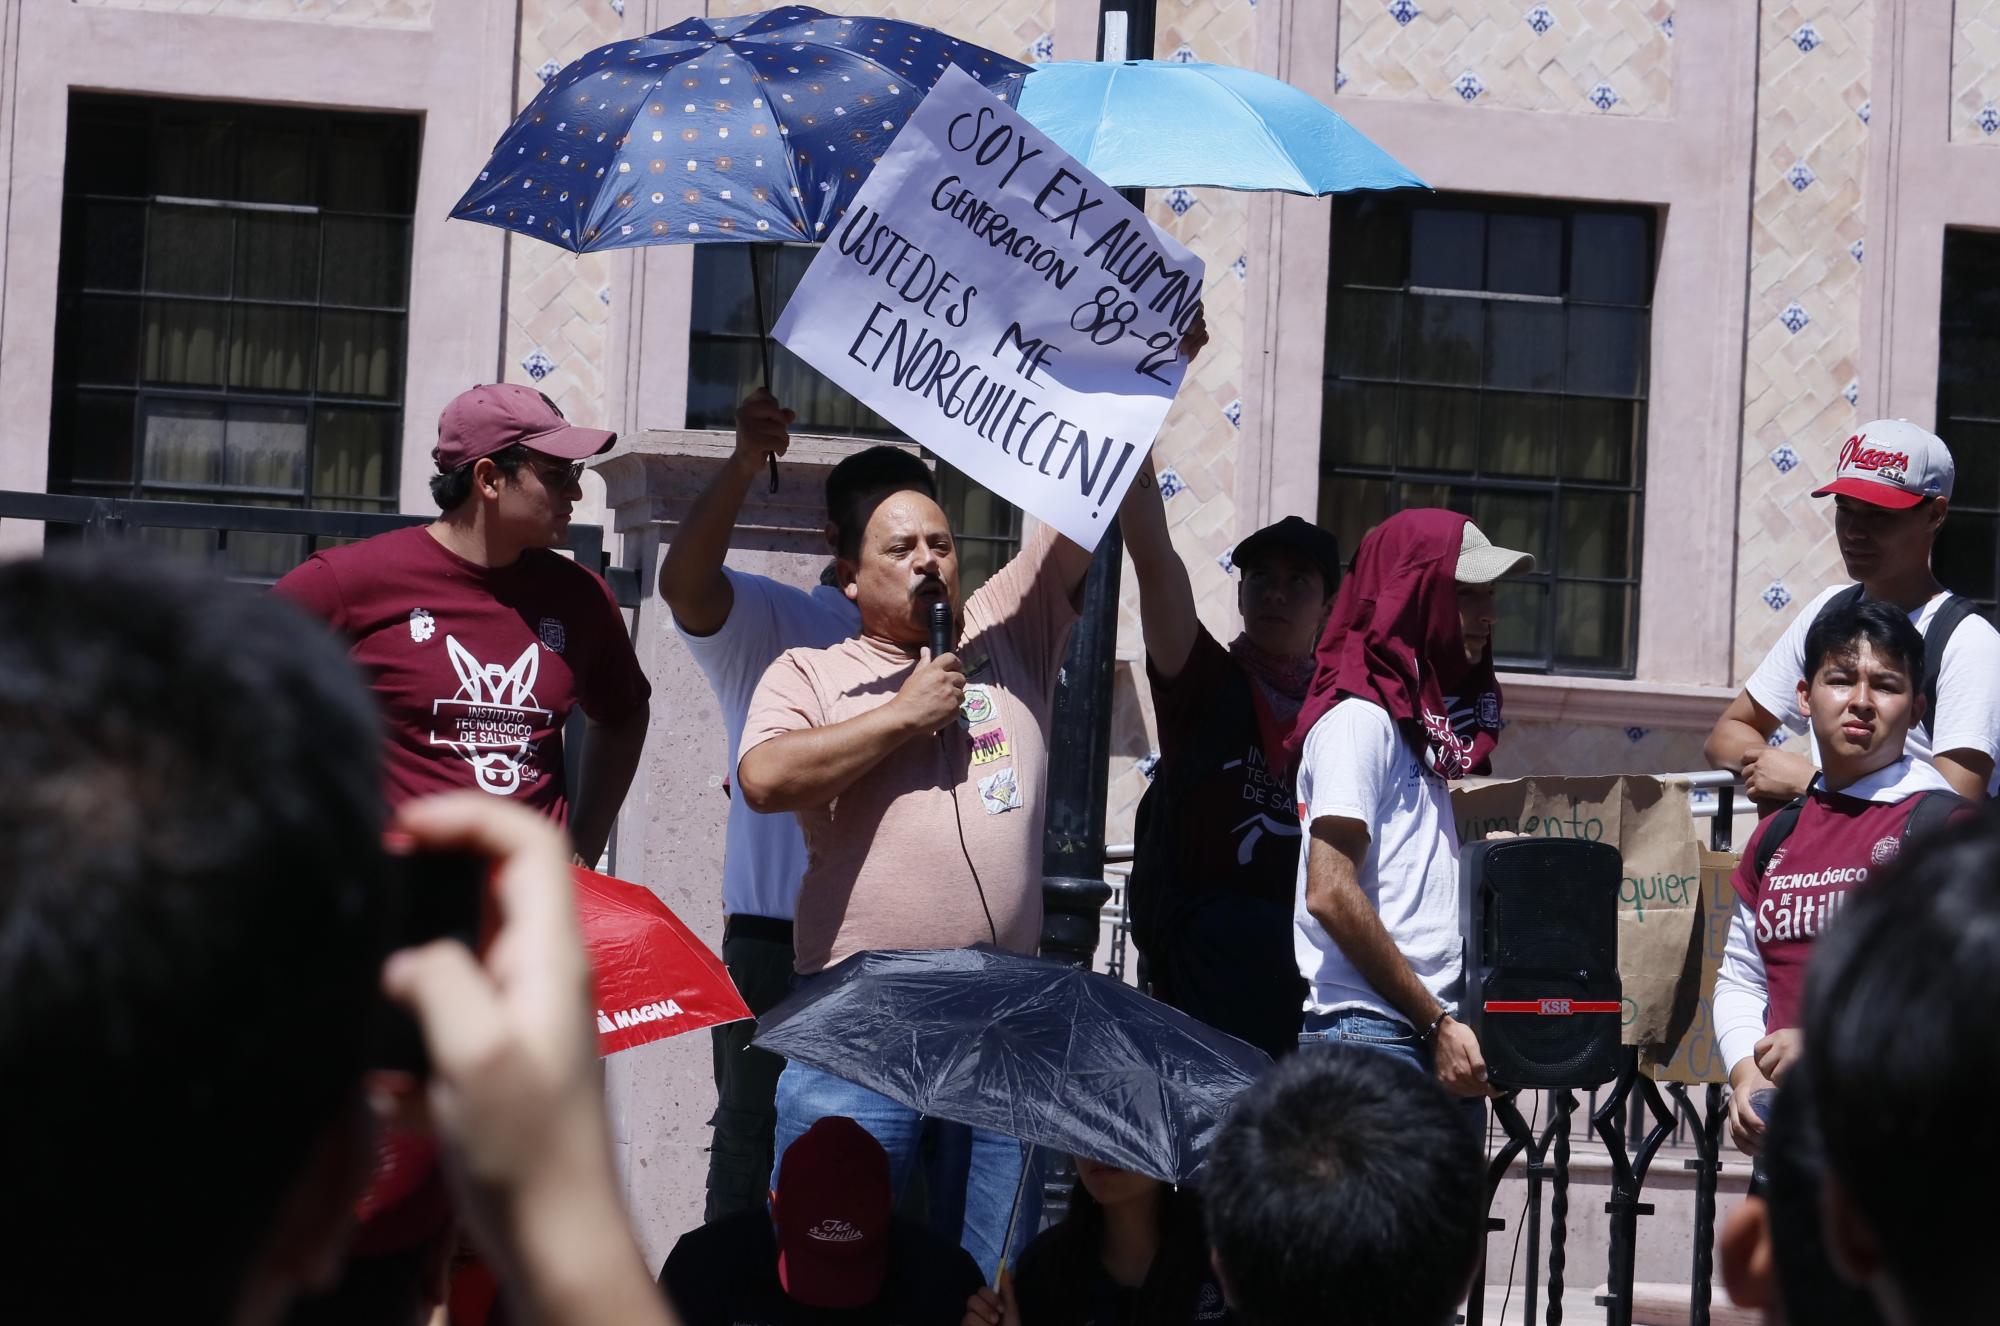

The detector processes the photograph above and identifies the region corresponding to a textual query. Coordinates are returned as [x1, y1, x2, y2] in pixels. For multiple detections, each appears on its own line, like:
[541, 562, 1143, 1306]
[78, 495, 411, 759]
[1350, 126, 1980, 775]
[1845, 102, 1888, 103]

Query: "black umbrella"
[752, 945, 1272, 1186]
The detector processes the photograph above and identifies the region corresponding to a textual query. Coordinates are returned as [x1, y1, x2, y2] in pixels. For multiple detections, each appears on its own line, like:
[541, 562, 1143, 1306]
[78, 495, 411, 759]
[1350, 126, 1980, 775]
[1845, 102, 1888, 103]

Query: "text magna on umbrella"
[774, 66, 1205, 549]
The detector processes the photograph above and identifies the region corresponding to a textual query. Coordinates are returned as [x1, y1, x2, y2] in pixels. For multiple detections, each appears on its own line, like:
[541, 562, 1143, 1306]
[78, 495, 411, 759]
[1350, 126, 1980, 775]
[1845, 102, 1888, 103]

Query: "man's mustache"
[908, 577, 946, 602]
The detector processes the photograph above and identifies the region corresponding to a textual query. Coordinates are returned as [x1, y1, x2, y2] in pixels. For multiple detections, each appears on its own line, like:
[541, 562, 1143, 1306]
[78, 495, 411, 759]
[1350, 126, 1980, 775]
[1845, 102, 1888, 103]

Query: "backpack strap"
[1752, 797, 1807, 883]
[1900, 788, 1967, 847]
[1915, 594, 1977, 741]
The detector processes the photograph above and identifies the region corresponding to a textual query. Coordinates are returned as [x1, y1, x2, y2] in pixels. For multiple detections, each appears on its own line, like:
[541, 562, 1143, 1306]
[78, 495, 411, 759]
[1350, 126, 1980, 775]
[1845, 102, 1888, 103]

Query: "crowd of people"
[2, 329, 1996, 1326]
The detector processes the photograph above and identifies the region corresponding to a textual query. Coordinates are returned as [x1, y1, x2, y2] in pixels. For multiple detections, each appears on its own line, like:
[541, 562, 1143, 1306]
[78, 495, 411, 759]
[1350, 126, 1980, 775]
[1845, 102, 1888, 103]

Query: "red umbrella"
[574, 865, 749, 1055]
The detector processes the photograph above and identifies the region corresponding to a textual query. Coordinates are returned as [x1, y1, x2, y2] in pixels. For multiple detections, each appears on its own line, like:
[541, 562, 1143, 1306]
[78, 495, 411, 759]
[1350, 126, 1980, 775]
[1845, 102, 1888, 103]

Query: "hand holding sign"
[774, 66, 1205, 550]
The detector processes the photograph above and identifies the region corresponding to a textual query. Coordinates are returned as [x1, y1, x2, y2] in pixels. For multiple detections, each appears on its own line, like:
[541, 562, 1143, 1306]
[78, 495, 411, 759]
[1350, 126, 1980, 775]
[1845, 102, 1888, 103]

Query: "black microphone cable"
[930, 600, 999, 946]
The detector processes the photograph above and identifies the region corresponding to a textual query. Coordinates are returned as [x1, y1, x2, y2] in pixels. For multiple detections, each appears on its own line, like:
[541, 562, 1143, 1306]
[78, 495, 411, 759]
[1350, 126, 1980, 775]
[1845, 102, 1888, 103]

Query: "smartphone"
[372, 846, 487, 1076]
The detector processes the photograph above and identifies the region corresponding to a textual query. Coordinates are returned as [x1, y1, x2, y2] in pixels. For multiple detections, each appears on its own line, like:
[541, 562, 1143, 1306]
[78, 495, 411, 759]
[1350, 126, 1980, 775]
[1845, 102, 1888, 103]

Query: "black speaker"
[1459, 838, 1622, 1090]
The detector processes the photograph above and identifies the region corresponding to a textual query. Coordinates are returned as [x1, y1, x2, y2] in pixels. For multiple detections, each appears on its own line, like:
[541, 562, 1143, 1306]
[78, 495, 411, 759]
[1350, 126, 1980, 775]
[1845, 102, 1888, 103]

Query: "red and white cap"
[1812, 419, 1954, 510]
[774, 1117, 892, 1310]
[433, 383, 616, 473]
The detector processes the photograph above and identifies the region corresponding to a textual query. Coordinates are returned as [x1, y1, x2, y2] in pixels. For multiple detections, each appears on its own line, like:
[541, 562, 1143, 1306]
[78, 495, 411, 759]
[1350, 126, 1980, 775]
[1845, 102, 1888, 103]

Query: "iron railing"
[0, 489, 636, 607]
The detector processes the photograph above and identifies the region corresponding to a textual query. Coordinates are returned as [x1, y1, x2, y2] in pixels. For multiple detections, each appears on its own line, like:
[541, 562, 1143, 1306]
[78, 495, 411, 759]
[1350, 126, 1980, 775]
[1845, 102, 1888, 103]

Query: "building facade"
[2, 0, 1998, 1262]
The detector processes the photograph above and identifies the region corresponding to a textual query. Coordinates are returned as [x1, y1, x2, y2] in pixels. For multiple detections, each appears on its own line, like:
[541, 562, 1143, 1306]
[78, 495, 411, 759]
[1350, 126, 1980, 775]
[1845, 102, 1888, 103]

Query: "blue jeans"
[1298, 1009, 1488, 1136]
[771, 1058, 1041, 1282]
[1298, 1008, 1430, 1071]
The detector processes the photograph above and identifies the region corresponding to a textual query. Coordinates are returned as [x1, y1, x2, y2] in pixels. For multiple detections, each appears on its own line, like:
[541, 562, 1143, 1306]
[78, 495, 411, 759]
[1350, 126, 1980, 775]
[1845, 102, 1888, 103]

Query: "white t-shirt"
[676, 568, 859, 920]
[1293, 698, 1465, 1022]
[1744, 585, 2000, 791]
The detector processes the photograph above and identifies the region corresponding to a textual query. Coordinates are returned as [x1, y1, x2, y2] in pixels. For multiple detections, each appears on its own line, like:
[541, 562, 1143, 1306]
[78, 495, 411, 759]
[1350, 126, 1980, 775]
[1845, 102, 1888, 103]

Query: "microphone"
[928, 600, 953, 661]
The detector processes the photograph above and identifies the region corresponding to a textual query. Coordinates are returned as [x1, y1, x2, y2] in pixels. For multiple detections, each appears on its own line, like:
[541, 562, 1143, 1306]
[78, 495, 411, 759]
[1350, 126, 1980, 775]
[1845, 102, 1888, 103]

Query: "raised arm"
[1118, 456, 1199, 681]
[737, 651, 965, 813]
[1042, 310, 1212, 605]
[658, 390, 794, 636]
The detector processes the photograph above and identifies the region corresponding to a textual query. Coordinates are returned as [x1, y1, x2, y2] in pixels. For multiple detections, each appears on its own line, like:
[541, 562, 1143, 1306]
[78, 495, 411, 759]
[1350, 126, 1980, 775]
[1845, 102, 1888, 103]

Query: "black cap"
[1230, 516, 1342, 592]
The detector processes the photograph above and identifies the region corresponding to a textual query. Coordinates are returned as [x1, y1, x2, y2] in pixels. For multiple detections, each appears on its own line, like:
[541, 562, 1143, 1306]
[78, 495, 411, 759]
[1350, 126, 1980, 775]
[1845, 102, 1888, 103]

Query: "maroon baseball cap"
[774, 1117, 892, 1309]
[433, 383, 616, 472]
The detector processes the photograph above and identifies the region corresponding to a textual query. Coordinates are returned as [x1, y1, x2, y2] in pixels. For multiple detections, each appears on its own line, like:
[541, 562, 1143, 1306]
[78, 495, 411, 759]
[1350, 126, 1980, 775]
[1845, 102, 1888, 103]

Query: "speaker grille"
[1462, 839, 1624, 1090]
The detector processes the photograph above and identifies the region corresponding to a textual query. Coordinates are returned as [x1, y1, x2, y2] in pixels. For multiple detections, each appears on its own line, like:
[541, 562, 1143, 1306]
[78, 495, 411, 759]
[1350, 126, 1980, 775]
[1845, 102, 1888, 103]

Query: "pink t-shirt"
[273, 525, 650, 818]
[740, 529, 1081, 974]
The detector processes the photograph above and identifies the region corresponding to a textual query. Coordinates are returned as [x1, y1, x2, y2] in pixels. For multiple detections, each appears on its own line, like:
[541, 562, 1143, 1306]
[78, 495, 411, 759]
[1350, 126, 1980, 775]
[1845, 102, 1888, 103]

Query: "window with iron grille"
[1935, 228, 2000, 618]
[687, 244, 1021, 591]
[48, 94, 419, 577]
[1319, 193, 1654, 676]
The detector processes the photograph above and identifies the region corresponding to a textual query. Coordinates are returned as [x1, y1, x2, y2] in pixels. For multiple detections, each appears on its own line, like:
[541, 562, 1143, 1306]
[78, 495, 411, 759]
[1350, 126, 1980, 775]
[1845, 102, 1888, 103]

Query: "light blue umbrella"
[1017, 59, 1425, 195]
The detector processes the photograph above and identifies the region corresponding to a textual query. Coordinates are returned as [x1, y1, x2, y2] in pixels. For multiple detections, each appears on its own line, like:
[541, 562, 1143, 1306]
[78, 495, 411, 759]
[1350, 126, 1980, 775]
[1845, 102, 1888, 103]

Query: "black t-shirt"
[660, 1210, 984, 1326]
[1143, 627, 1302, 909]
[1013, 1228, 1233, 1326]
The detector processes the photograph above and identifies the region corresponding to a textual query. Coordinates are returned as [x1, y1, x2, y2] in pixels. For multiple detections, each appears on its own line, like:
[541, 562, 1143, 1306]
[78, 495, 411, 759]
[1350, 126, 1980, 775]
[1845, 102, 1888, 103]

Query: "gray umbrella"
[752, 944, 1272, 1186]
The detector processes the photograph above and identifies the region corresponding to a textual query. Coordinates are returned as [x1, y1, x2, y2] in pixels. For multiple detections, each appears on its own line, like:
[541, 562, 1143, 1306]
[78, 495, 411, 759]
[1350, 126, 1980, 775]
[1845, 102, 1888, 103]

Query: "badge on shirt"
[409, 607, 436, 643]
[961, 684, 996, 726]
[969, 727, 1011, 766]
[978, 767, 1022, 815]
[538, 616, 567, 654]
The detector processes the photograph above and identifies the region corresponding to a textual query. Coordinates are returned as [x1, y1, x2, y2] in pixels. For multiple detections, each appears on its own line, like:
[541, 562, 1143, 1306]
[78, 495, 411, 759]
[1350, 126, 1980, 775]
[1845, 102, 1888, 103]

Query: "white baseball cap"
[1811, 419, 1954, 510]
[1456, 522, 1535, 584]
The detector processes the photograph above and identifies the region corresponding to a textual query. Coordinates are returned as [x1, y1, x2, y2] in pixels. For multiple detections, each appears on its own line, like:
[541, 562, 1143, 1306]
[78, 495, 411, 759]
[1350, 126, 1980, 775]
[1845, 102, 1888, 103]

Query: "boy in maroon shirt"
[1716, 597, 1962, 1155]
[274, 384, 650, 863]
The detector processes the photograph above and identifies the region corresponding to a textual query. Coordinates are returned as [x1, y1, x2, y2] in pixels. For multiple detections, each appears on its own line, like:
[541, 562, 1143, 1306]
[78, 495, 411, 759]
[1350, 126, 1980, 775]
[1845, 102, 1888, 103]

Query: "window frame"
[1318, 192, 1655, 679]
[1935, 226, 2000, 618]
[48, 94, 420, 566]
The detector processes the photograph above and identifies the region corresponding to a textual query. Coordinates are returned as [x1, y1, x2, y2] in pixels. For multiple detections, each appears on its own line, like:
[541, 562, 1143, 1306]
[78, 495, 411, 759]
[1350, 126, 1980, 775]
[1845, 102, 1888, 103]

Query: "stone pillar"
[589, 428, 917, 1267]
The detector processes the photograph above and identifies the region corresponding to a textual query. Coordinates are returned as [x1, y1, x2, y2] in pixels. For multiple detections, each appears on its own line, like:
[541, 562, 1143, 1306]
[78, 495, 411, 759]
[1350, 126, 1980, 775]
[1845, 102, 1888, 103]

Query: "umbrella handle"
[998, 1140, 1034, 1281]
[747, 246, 779, 493]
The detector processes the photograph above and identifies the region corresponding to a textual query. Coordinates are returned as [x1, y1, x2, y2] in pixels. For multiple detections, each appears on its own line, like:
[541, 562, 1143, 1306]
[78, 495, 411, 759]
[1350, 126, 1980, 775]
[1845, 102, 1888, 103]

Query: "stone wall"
[72, 0, 429, 24]
[1730, 1, 1874, 681]
[1953, 0, 2000, 143]
[1335, 0, 1675, 117]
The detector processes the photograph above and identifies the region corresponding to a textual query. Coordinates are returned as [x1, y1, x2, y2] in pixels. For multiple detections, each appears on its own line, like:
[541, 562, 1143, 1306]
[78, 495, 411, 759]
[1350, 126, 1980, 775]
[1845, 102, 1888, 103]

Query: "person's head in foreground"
[1721, 1075, 1885, 1326]
[774, 1115, 896, 1309]
[1812, 419, 1952, 589]
[430, 382, 615, 552]
[829, 447, 960, 649]
[1203, 1044, 1485, 1326]
[1802, 814, 2000, 1326]
[1294, 508, 1532, 777]
[1796, 597, 1927, 786]
[1229, 516, 1341, 661]
[0, 551, 390, 1326]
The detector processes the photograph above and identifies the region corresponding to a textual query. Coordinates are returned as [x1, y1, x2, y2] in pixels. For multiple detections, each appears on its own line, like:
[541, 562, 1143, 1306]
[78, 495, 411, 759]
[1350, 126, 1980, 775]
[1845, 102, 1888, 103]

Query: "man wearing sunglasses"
[275, 384, 652, 866]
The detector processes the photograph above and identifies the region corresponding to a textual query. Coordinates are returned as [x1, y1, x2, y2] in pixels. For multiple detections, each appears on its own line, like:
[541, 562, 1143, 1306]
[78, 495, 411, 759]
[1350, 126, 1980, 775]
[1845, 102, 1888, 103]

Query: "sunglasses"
[532, 459, 588, 487]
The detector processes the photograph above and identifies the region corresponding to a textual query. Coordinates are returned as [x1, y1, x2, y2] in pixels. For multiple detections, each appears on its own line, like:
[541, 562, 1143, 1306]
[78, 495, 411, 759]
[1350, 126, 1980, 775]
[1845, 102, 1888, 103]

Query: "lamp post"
[1037, 0, 1157, 972]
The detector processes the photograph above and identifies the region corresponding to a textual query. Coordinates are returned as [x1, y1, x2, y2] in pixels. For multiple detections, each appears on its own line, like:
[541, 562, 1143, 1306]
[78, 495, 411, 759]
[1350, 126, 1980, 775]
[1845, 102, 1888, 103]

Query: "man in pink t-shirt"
[733, 327, 1207, 1283]
[275, 385, 651, 863]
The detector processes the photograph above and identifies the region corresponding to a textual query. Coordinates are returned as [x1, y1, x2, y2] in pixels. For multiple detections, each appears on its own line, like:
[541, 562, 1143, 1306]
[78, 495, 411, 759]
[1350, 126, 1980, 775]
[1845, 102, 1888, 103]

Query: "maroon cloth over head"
[1288, 508, 1504, 779]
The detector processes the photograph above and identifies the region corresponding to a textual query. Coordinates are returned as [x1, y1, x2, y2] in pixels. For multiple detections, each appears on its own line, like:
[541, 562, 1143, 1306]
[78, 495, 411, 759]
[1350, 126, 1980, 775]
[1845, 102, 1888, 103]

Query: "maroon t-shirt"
[273, 525, 649, 819]
[1731, 789, 1929, 1037]
[1146, 626, 1302, 906]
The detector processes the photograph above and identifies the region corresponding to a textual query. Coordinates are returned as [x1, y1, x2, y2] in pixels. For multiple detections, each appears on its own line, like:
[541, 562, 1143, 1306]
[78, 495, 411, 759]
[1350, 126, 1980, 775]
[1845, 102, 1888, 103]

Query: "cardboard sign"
[1451, 775, 1705, 1061]
[774, 65, 1204, 549]
[1647, 849, 1740, 1084]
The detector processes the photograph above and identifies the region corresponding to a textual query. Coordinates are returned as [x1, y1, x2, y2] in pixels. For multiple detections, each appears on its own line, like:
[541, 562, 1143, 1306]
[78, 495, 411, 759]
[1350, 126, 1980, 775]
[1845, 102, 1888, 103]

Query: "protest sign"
[1451, 775, 1705, 1059]
[1648, 849, 1739, 1084]
[773, 65, 1204, 549]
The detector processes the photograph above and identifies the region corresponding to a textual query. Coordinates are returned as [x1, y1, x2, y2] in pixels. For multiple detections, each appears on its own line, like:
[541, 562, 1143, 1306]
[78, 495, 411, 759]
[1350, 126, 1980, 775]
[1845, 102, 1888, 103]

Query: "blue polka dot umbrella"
[452, 6, 1029, 486]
